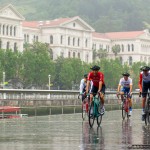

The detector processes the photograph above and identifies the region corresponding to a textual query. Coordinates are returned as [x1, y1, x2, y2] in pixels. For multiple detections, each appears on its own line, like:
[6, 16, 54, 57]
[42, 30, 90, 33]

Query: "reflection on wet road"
[0, 109, 149, 150]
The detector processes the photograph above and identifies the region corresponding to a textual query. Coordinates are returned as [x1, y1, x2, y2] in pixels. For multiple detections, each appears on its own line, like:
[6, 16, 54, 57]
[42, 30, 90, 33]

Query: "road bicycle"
[140, 92, 150, 126]
[88, 93, 103, 128]
[117, 93, 131, 120]
[78, 93, 89, 120]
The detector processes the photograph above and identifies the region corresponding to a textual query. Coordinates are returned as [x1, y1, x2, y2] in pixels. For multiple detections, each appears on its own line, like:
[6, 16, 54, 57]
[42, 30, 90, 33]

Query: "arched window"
[73, 37, 75, 46]
[6, 41, 10, 49]
[10, 26, 12, 36]
[78, 38, 80, 47]
[3, 25, 5, 35]
[129, 56, 132, 65]
[120, 57, 123, 65]
[60, 35, 63, 44]
[131, 44, 134, 51]
[85, 39, 88, 47]
[14, 26, 16, 36]
[6, 25, 9, 35]
[128, 44, 130, 52]
[73, 52, 75, 58]
[50, 35, 53, 44]
[14, 42, 17, 51]
[27, 34, 29, 42]
[68, 51, 71, 58]
[68, 37, 70, 45]
[78, 53, 80, 58]
[122, 44, 124, 52]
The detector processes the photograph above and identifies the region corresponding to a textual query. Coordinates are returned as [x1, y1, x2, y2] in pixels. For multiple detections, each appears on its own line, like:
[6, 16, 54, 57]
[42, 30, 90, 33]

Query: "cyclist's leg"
[100, 84, 106, 113]
[141, 82, 148, 120]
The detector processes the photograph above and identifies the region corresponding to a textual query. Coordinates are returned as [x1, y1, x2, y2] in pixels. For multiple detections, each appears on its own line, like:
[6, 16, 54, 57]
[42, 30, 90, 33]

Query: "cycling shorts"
[142, 81, 150, 98]
[90, 84, 106, 95]
[121, 87, 130, 94]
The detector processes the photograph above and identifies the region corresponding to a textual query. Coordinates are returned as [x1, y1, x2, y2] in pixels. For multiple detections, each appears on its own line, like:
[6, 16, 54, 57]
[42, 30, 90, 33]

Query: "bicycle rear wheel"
[82, 103, 86, 120]
[97, 104, 102, 127]
[145, 100, 150, 125]
[89, 101, 95, 128]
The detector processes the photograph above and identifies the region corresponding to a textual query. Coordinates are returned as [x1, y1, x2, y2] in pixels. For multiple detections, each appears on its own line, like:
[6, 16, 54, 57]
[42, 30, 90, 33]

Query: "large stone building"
[0, 4, 150, 65]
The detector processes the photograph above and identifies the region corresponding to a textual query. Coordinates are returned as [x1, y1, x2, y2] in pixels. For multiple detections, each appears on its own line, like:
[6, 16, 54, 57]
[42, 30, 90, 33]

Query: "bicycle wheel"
[82, 103, 86, 120]
[96, 103, 102, 127]
[122, 102, 127, 120]
[89, 101, 95, 128]
[145, 100, 150, 125]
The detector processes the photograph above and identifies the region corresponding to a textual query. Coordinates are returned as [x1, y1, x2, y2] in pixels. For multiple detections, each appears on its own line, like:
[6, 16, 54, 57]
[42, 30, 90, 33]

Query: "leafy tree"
[112, 45, 120, 58]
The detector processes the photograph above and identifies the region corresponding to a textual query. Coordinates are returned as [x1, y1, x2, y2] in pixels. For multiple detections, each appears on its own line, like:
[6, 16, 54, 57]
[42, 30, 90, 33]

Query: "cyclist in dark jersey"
[138, 66, 150, 120]
[86, 65, 106, 113]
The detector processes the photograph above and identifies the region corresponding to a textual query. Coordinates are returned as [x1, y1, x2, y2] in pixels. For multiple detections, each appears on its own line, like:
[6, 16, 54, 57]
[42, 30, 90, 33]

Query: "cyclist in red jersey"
[138, 66, 150, 120]
[86, 65, 106, 114]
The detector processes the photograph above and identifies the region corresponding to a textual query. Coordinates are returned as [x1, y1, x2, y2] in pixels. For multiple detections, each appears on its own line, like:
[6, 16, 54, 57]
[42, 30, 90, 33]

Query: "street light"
[48, 74, 51, 90]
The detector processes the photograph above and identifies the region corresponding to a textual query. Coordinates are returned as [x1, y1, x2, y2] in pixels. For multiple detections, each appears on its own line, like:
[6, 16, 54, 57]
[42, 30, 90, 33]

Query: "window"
[73, 52, 75, 58]
[10, 26, 12, 36]
[128, 44, 130, 52]
[78, 53, 80, 58]
[78, 38, 80, 47]
[27, 35, 29, 42]
[6, 25, 8, 35]
[73, 23, 76, 27]
[73, 37, 75, 46]
[68, 37, 70, 45]
[60, 35, 63, 44]
[68, 51, 71, 58]
[14, 42, 17, 51]
[14, 26, 16, 36]
[24, 34, 26, 42]
[6, 41, 10, 49]
[85, 39, 88, 47]
[3, 25, 5, 35]
[120, 57, 123, 65]
[50, 35, 53, 44]
[122, 44, 124, 52]
[129, 56, 132, 65]
[131, 44, 134, 51]
[36, 36, 38, 42]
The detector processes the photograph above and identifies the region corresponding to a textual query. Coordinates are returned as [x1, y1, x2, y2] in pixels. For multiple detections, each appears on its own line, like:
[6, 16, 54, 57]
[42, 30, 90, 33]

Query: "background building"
[0, 4, 150, 64]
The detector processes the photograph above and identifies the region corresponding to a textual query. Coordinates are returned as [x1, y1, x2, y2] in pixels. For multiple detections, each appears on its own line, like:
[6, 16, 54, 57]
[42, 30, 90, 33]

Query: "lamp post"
[48, 74, 51, 90]
[3, 72, 5, 89]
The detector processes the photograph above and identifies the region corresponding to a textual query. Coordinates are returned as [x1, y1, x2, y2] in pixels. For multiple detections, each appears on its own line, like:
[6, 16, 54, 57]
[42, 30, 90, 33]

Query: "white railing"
[0, 89, 141, 115]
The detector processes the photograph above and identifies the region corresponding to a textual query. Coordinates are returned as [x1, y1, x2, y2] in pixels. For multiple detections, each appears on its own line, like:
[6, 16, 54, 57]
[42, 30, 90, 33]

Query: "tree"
[112, 45, 120, 58]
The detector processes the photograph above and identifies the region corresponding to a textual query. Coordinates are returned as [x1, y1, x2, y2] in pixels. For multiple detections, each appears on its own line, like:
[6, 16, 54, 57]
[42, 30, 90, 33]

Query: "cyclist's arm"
[86, 80, 90, 94]
[138, 73, 142, 92]
[117, 84, 121, 93]
[79, 79, 84, 94]
[98, 81, 102, 92]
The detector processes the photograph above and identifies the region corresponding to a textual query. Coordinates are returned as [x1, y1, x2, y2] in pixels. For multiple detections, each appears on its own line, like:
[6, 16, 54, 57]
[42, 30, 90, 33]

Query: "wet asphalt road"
[0, 109, 149, 150]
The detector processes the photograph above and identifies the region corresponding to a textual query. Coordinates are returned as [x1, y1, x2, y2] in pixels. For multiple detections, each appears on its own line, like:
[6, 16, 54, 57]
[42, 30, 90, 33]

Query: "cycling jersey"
[79, 79, 87, 93]
[119, 77, 133, 88]
[87, 72, 105, 88]
[138, 71, 150, 97]
[138, 71, 150, 91]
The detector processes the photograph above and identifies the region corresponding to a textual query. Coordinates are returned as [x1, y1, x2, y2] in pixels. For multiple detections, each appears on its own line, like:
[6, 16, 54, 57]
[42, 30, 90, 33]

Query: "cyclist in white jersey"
[117, 72, 133, 116]
[138, 66, 150, 120]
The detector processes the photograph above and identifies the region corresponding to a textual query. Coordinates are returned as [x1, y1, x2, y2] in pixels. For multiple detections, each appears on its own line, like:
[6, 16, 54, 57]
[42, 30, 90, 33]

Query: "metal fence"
[0, 89, 141, 116]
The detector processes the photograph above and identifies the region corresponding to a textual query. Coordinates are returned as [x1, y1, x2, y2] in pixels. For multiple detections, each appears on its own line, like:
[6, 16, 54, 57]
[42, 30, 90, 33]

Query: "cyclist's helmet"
[90, 65, 100, 71]
[122, 72, 130, 77]
[141, 66, 150, 71]
[84, 74, 88, 78]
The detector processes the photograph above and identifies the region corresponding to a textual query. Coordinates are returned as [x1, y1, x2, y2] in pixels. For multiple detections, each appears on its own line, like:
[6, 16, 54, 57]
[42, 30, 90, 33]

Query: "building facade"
[0, 4, 150, 65]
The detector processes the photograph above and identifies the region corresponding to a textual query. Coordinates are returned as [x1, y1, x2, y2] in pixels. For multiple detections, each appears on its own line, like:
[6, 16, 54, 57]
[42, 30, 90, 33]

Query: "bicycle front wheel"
[89, 101, 95, 128]
[145, 100, 150, 125]
[122, 103, 127, 120]
[97, 104, 102, 127]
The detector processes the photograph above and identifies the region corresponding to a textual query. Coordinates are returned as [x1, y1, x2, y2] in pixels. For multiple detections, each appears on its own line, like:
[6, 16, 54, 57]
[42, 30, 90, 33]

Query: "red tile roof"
[22, 18, 72, 28]
[92, 32, 108, 39]
[105, 31, 144, 39]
